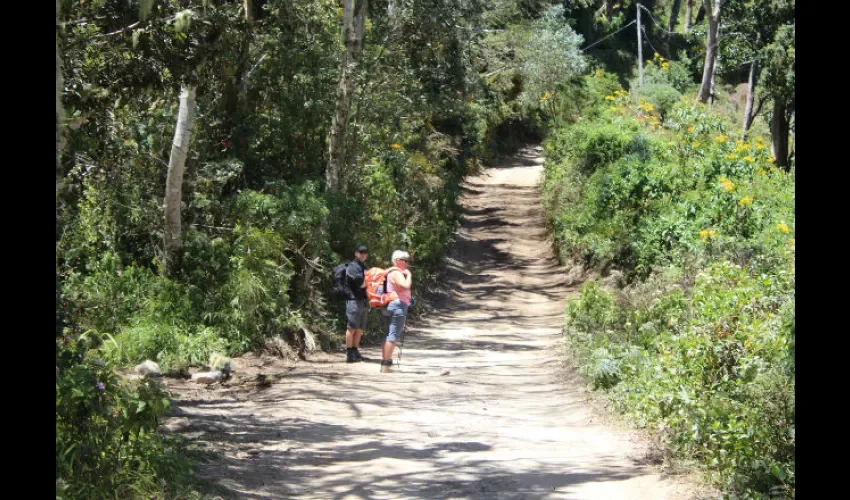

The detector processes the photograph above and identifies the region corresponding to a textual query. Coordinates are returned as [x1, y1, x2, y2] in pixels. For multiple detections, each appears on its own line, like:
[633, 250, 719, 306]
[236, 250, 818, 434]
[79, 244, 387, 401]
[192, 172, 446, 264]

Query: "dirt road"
[163, 145, 706, 499]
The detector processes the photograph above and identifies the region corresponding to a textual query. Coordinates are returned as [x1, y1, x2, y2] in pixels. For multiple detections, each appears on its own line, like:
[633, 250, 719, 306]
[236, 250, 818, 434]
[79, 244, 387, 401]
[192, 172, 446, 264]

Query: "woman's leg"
[382, 302, 407, 370]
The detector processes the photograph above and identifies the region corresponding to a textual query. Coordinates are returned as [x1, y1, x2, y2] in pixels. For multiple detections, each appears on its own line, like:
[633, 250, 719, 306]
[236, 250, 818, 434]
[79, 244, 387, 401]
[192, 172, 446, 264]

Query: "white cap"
[391, 250, 410, 262]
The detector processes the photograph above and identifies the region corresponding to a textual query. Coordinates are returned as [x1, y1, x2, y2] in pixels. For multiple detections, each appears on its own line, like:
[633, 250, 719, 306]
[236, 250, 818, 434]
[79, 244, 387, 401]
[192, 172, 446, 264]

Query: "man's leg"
[345, 300, 360, 362]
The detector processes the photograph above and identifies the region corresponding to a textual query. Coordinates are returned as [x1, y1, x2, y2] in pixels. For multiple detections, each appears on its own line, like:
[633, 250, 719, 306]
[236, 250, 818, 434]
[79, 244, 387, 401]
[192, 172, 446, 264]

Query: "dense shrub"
[543, 72, 795, 498]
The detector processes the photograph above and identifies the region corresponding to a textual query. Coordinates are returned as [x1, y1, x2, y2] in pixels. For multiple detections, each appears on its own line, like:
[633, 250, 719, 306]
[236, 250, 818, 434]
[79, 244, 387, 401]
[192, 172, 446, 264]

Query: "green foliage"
[635, 53, 695, 95]
[635, 83, 681, 120]
[566, 281, 618, 333]
[547, 77, 794, 498]
[56, 334, 199, 499]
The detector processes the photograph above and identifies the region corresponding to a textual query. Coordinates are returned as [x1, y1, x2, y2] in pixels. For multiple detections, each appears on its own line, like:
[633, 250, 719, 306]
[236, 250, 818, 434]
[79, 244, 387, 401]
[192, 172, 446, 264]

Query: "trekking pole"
[397, 323, 406, 370]
[379, 308, 388, 373]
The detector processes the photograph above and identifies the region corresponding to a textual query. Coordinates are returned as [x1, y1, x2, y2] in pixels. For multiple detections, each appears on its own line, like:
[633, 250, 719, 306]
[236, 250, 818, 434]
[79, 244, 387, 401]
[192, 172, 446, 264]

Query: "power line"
[638, 4, 676, 35]
[641, 25, 663, 58]
[581, 19, 637, 51]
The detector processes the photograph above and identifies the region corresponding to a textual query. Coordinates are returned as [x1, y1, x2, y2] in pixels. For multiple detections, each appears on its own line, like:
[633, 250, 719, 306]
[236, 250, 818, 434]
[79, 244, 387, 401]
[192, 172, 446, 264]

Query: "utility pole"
[637, 3, 644, 87]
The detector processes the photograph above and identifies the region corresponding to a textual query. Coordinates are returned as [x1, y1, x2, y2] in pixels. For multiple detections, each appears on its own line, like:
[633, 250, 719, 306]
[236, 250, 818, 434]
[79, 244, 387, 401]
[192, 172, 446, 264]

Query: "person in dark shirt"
[344, 245, 370, 362]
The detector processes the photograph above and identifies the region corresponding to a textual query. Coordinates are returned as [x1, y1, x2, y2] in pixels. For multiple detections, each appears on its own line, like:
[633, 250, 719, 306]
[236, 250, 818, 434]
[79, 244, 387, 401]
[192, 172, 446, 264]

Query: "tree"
[696, 0, 723, 103]
[56, 0, 64, 204]
[326, 0, 369, 192]
[668, 0, 682, 35]
[761, 22, 794, 169]
[716, 0, 793, 142]
[684, 0, 694, 33]
[163, 86, 197, 276]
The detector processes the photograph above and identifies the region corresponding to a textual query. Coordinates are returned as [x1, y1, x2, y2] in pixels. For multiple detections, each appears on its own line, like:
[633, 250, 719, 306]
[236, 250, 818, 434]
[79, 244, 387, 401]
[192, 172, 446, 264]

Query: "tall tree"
[742, 59, 758, 132]
[684, 0, 694, 32]
[668, 0, 682, 35]
[762, 22, 794, 169]
[326, 0, 369, 192]
[56, 0, 64, 204]
[696, 0, 723, 103]
[163, 86, 197, 276]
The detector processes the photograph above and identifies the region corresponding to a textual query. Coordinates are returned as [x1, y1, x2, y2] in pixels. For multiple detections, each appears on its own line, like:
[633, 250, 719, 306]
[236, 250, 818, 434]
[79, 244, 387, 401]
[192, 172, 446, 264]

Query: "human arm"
[346, 263, 366, 289]
[387, 267, 412, 289]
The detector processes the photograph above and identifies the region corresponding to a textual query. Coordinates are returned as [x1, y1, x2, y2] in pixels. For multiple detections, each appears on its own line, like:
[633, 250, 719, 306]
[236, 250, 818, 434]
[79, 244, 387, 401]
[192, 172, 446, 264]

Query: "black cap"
[355, 245, 368, 253]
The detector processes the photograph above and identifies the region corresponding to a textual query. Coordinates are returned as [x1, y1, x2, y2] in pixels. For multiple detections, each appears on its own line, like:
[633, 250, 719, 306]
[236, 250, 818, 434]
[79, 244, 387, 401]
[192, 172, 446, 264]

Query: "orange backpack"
[365, 267, 399, 308]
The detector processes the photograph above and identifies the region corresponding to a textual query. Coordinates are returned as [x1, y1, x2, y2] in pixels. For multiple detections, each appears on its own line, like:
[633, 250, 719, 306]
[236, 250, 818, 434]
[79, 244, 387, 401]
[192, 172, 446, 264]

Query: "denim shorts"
[386, 300, 409, 343]
[345, 299, 369, 329]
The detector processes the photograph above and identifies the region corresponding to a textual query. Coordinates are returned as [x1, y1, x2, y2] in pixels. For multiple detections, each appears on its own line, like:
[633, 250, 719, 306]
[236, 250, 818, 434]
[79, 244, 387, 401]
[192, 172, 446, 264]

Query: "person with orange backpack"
[380, 250, 413, 373]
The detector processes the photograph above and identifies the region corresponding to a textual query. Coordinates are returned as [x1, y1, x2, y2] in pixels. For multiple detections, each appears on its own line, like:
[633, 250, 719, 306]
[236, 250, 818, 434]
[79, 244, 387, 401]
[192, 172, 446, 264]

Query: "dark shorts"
[345, 299, 369, 330]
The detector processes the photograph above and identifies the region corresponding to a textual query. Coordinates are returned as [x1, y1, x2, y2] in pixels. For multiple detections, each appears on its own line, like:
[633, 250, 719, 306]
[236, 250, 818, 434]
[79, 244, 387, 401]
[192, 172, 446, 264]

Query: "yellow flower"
[540, 91, 552, 103]
[662, 62, 670, 71]
[692, 141, 702, 148]
[610, 106, 619, 112]
[725, 153, 737, 159]
[639, 102, 654, 112]
[687, 126, 695, 133]
[755, 136, 765, 143]
[604, 95, 616, 101]
[390, 143, 402, 150]
[714, 135, 728, 142]
[777, 223, 790, 234]
[699, 229, 717, 242]
[743, 155, 755, 163]
[738, 196, 753, 206]
[755, 143, 765, 150]
[654, 52, 661, 58]
[719, 177, 735, 192]
[767, 157, 775, 163]
[619, 109, 626, 114]
[789, 238, 795, 246]
[596, 69, 603, 78]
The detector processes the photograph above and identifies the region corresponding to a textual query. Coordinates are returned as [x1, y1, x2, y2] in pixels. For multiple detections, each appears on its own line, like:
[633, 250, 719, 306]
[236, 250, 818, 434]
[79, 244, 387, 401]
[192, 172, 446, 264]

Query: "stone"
[134, 360, 161, 377]
[191, 370, 223, 385]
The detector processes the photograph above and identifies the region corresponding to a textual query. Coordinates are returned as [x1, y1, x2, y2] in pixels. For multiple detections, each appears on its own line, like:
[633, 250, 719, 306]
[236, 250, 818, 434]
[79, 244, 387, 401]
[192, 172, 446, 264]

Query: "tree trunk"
[668, 0, 682, 35]
[684, 0, 693, 33]
[326, 0, 368, 192]
[696, 0, 721, 103]
[770, 98, 790, 171]
[56, 0, 65, 203]
[243, 0, 255, 23]
[604, 0, 614, 21]
[223, 2, 254, 159]
[163, 85, 197, 277]
[388, 0, 398, 38]
[709, 49, 719, 105]
[742, 60, 757, 133]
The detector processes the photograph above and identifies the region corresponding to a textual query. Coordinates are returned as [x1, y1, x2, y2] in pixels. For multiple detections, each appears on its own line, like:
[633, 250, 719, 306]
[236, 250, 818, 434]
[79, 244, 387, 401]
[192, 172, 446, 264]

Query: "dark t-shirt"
[345, 260, 367, 300]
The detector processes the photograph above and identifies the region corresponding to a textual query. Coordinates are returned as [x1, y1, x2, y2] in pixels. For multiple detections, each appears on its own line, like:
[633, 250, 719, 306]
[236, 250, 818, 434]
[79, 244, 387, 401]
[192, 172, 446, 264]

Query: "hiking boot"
[380, 359, 393, 373]
[354, 349, 367, 362]
[346, 349, 359, 363]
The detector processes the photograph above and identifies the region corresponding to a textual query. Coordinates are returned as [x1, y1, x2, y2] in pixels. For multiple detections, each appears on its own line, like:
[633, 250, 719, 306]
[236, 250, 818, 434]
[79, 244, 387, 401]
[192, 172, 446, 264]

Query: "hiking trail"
[163, 145, 711, 499]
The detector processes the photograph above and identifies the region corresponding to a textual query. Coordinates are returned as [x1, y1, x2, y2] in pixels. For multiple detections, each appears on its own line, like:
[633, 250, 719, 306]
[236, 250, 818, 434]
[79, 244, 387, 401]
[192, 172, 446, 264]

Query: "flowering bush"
[543, 78, 795, 498]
